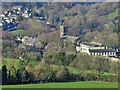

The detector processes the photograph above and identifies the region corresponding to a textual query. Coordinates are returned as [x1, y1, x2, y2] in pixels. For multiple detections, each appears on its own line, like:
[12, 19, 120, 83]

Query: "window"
[105, 52, 106, 55]
[102, 52, 103, 55]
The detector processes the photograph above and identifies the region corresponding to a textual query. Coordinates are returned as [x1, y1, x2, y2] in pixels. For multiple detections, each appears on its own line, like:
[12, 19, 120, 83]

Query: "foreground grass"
[2, 82, 118, 88]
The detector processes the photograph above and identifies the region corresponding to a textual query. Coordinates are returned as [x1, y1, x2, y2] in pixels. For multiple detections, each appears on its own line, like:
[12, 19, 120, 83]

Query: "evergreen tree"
[2, 65, 7, 85]
[9, 66, 16, 84]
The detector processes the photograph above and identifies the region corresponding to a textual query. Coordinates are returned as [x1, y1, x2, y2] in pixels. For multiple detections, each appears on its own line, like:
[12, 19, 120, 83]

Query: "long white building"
[76, 42, 117, 57]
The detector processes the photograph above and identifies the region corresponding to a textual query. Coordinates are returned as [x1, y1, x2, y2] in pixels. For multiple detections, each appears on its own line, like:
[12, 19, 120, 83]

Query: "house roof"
[23, 37, 39, 45]
[12, 6, 22, 10]
[89, 49, 116, 53]
[82, 42, 104, 47]
[66, 35, 79, 41]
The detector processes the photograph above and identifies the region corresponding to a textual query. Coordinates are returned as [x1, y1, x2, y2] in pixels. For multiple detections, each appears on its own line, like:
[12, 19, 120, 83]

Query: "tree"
[21, 70, 28, 83]
[64, 40, 76, 55]
[71, 53, 92, 71]
[17, 21, 30, 30]
[55, 67, 69, 81]
[94, 56, 110, 78]
[2, 65, 7, 84]
[16, 68, 28, 84]
[16, 15, 23, 22]
[54, 52, 66, 66]
[66, 54, 76, 65]
[26, 52, 41, 61]
[41, 64, 55, 82]
[27, 61, 55, 83]
[8, 66, 17, 84]
[25, 66, 34, 82]
[113, 24, 120, 33]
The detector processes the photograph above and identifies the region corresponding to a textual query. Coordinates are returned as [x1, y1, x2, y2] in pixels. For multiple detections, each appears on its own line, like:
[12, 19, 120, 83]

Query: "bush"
[84, 74, 98, 81]
[55, 67, 69, 82]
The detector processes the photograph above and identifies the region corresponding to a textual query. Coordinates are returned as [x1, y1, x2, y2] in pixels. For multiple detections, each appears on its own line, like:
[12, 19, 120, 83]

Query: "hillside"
[2, 2, 119, 46]
[1, 2, 119, 85]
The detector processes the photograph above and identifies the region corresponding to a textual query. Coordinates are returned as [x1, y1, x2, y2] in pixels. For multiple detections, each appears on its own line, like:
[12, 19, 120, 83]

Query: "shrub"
[55, 67, 69, 81]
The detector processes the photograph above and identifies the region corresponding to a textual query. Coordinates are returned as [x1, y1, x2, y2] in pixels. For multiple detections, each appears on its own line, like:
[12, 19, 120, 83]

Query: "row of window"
[90, 52, 116, 56]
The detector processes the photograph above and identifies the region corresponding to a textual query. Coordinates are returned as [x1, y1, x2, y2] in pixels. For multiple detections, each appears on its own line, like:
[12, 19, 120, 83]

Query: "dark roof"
[89, 49, 116, 53]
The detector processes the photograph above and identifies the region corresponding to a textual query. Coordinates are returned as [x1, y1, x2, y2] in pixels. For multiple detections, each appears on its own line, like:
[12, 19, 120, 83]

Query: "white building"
[1, 14, 5, 18]
[76, 42, 117, 57]
[22, 11, 29, 19]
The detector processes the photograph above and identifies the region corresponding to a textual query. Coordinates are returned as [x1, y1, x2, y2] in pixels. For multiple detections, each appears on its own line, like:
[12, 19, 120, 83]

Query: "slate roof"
[89, 49, 116, 53]
[23, 37, 39, 45]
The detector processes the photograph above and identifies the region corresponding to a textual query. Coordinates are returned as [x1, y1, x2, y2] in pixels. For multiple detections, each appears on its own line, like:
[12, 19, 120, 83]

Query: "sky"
[0, 0, 119, 2]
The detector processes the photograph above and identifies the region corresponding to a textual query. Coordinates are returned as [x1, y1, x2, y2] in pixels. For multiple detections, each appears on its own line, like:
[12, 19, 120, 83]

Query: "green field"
[10, 30, 27, 35]
[2, 82, 118, 88]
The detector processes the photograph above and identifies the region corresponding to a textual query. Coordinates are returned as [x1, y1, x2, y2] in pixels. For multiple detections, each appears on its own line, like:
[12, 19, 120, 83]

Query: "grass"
[2, 82, 118, 88]
[10, 29, 27, 35]
[67, 67, 81, 74]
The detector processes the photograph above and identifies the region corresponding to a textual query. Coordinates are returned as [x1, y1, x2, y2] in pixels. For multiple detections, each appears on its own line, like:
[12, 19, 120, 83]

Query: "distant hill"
[2, 2, 119, 47]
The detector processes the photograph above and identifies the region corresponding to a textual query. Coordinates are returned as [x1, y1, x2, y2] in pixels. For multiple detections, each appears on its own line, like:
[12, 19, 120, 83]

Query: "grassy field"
[10, 29, 27, 35]
[2, 82, 118, 88]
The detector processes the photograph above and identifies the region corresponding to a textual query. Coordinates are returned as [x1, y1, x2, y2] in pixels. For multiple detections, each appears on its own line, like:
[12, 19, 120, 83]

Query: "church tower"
[60, 25, 68, 38]
[60, 25, 65, 37]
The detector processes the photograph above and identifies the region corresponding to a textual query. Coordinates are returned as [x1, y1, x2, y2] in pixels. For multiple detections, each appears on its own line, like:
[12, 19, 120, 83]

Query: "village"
[1, 5, 47, 31]
[15, 23, 120, 62]
[1, 5, 119, 61]
[1, 2, 119, 88]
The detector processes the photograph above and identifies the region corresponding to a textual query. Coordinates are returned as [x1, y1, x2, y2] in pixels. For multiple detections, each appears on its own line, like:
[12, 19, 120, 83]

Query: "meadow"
[10, 29, 27, 35]
[2, 82, 118, 88]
